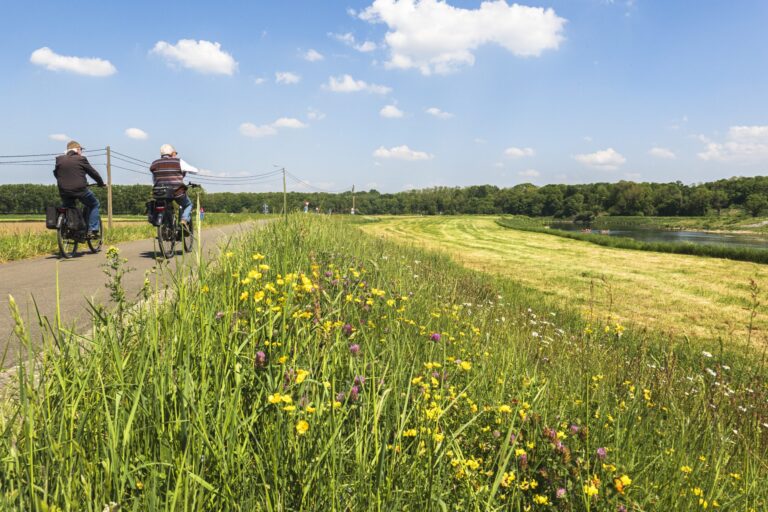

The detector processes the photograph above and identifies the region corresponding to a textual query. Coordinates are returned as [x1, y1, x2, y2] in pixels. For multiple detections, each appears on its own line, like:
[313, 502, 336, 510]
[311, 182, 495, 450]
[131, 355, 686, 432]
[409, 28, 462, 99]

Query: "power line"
[110, 150, 150, 166]
[286, 171, 348, 193]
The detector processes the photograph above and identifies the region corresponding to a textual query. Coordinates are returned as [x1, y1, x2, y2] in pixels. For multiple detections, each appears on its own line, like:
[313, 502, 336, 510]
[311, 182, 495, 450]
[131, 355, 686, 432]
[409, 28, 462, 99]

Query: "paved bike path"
[0, 221, 263, 370]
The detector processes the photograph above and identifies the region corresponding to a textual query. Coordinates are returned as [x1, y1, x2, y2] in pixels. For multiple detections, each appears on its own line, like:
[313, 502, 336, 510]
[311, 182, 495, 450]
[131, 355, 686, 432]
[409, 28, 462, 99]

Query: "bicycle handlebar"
[187, 182, 201, 189]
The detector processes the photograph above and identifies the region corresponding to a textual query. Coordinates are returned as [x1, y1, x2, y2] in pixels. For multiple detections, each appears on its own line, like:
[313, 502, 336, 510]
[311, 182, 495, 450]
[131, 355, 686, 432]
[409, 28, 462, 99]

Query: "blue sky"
[1, 0, 767, 193]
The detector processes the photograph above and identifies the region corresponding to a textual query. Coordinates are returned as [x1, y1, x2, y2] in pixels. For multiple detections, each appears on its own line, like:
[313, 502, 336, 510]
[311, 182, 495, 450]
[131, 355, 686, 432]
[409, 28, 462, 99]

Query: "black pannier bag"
[45, 206, 58, 229]
[65, 208, 86, 231]
[146, 200, 162, 226]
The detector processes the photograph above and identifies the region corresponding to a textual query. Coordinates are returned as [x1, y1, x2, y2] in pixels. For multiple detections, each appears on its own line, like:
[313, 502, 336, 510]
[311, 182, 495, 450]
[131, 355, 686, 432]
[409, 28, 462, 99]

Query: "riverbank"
[497, 216, 768, 265]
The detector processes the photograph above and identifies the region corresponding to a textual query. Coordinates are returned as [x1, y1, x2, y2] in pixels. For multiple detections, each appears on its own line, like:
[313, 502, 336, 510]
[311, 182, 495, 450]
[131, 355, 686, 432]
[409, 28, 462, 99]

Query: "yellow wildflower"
[295, 420, 309, 435]
[295, 369, 310, 384]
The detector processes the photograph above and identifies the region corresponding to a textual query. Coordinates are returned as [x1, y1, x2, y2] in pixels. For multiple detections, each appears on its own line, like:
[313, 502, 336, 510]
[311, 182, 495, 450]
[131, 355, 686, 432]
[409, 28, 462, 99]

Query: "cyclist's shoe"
[88, 230, 100, 239]
[180, 219, 190, 230]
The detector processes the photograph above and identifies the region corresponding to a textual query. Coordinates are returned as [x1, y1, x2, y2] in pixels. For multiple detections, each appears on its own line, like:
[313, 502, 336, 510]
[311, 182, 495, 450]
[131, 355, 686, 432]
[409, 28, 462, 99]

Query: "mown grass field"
[0, 213, 267, 263]
[0, 215, 765, 510]
[360, 216, 768, 347]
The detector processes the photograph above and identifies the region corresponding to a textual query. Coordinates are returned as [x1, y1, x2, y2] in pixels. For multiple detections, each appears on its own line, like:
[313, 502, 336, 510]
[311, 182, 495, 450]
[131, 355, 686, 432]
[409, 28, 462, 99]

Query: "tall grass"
[0, 215, 766, 510]
[497, 216, 768, 265]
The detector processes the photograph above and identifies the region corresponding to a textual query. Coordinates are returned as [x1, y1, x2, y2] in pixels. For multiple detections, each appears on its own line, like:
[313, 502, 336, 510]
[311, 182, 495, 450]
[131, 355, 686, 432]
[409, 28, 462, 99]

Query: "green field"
[0, 215, 765, 510]
[0, 213, 267, 263]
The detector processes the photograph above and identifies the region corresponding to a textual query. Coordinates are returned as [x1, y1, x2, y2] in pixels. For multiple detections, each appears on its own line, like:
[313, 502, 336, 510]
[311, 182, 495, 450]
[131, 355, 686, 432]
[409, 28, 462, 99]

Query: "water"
[549, 223, 768, 250]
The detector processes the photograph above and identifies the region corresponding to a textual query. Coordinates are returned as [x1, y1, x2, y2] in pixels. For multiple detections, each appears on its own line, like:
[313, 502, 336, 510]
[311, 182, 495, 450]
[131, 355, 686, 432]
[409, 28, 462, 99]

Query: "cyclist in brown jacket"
[53, 140, 106, 235]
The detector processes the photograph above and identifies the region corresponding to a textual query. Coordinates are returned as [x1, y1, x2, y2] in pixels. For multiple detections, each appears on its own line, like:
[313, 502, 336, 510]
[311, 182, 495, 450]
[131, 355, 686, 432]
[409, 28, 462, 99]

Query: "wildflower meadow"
[0, 215, 766, 510]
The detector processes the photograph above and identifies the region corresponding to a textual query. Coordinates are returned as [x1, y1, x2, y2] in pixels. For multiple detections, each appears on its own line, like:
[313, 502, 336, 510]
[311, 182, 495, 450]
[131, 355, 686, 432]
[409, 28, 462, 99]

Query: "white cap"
[160, 144, 176, 156]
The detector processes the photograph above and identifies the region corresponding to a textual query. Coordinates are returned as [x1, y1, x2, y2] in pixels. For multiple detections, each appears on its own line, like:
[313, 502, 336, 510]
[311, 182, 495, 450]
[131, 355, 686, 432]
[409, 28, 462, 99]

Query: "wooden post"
[352, 184, 356, 215]
[106, 145, 113, 231]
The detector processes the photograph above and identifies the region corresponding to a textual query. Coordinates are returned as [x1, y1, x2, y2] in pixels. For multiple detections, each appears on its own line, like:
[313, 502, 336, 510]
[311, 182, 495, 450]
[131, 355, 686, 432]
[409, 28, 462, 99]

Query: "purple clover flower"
[349, 343, 360, 356]
[430, 332, 441, 342]
[349, 385, 360, 401]
[255, 351, 267, 368]
[596, 447, 607, 460]
[342, 323, 353, 336]
[556, 488, 567, 500]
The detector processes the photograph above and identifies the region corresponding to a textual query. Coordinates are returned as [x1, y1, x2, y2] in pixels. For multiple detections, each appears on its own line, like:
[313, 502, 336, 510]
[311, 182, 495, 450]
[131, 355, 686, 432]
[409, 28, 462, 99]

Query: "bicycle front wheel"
[57, 214, 78, 259]
[88, 218, 103, 253]
[182, 219, 194, 252]
[157, 217, 176, 259]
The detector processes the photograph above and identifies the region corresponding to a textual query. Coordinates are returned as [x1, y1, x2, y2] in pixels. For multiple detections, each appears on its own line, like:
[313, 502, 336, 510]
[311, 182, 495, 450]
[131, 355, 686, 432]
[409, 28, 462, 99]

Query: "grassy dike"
[1, 215, 766, 510]
[0, 213, 264, 263]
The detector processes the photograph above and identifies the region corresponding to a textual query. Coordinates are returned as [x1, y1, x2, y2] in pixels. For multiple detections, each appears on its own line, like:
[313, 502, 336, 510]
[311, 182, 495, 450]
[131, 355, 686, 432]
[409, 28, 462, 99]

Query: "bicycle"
[148, 183, 200, 259]
[53, 184, 104, 259]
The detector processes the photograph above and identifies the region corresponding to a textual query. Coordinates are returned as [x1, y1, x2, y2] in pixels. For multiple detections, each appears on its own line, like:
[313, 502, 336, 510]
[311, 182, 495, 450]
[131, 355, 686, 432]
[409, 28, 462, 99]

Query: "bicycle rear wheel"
[87, 218, 103, 253]
[157, 215, 176, 259]
[56, 214, 78, 258]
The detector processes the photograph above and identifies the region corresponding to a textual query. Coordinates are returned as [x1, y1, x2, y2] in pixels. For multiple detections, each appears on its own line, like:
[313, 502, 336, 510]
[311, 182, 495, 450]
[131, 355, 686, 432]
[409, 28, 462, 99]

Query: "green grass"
[0, 212, 265, 263]
[497, 216, 768, 265]
[589, 212, 768, 233]
[0, 215, 765, 510]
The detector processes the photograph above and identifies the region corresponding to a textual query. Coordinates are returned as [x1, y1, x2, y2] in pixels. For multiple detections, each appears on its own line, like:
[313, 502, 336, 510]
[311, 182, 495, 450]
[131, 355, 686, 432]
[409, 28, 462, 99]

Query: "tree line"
[1, 176, 767, 218]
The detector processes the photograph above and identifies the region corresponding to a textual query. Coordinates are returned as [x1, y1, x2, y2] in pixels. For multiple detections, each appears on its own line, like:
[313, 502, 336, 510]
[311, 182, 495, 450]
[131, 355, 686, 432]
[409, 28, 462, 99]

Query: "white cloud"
[356, 41, 378, 52]
[240, 117, 307, 138]
[254, 77, 266, 85]
[307, 108, 326, 121]
[373, 145, 433, 161]
[303, 49, 324, 62]
[518, 169, 540, 178]
[360, 0, 566, 75]
[240, 123, 278, 138]
[426, 107, 454, 119]
[151, 39, 237, 75]
[698, 125, 768, 163]
[125, 128, 149, 140]
[504, 146, 535, 158]
[49, 133, 70, 142]
[325, 74, 391, 94]
[649, 147, 676, 159]
[30, 47, 116, 77]
[275, 71, 301, 84]
[574, 147, 626, 170]
[330, 32, 378, 52]
[380, 105, 404, 118]
[272, 117, 307, 129]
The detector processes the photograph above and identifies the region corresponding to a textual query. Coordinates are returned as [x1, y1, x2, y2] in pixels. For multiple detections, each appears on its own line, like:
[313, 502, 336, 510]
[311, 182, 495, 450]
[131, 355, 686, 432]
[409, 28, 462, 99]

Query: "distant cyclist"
[149, 144, 199, 227]
[53, 140, 106, 236]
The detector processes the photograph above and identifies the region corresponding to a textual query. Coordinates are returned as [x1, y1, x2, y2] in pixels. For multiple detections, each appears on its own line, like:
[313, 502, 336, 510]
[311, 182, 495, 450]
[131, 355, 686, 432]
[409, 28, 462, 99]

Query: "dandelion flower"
[295, 420, 309, 435]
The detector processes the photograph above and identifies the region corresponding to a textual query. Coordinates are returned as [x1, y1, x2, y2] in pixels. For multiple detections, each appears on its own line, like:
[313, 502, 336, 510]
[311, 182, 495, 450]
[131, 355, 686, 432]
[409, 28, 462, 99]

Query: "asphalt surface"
[0, 221, 261, 370]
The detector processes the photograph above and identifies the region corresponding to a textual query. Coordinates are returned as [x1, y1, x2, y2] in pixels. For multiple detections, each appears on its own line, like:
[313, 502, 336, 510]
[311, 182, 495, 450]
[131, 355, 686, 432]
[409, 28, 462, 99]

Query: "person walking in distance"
[53, 140, 106, 236]
[149, 144, 199, 228]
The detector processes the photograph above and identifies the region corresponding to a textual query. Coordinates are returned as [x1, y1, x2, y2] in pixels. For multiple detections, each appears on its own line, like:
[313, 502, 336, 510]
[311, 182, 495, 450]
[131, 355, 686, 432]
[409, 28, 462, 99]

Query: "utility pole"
[106, 145, 112, 231]
[351, 184, 356, 215]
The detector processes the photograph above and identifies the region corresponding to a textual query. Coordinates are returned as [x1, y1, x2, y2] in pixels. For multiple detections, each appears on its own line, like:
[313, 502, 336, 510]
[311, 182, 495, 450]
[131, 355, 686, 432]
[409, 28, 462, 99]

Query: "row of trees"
[1, 176, 767, 217]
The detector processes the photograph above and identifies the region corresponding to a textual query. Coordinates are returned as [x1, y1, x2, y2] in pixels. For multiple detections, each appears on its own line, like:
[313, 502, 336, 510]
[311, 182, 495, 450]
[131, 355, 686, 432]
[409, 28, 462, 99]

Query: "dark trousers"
[61, 189, 100, 231]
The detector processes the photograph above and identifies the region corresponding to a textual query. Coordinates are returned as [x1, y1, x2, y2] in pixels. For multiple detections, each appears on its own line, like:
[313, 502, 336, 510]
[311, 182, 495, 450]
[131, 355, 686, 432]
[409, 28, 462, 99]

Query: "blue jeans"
[62, 189, 100, 231]
[176, 194, 193, 223]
